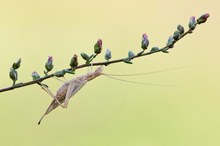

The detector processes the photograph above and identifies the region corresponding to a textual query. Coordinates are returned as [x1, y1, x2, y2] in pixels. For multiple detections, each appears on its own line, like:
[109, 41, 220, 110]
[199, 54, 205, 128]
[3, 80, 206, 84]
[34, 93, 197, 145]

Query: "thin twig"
[0, 25, 196, 93]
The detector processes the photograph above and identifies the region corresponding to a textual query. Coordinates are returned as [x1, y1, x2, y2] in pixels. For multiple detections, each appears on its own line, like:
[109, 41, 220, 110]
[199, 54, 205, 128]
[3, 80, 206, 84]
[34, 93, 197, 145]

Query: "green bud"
[45, 56, 53, 72]
[12, 58, 21, 69]
[166, 35, 174, 48]
[9, 68, 17, 84]
[80, 52, 90, 61]
[70, 54, 78, 68]
[128, 50, 135, 58]
[94, 39, 102, 54]
[150, 47, 159, 53]
[123, 58, 132, 64]
[32, 71, 40, 80]
[162, 49, 169, 53]
[104, 49, 112, 61]
[189, 16, 196, 30]
[64, 69, 75, 74]
[54, 70, 66, 77]
[177, 25, 184, 34]
[173, 30, 180, 40]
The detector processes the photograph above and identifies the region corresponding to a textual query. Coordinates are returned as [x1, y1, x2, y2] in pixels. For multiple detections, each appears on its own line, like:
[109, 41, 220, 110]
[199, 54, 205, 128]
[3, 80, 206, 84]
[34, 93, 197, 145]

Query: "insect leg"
[87, 63, 93, 73]
[40, 84, 66, 107]
[53, 76, 66, 83]
[63, 78, 87, 108]
[62, 81, 75, 108]
[41, 86, 54, 98]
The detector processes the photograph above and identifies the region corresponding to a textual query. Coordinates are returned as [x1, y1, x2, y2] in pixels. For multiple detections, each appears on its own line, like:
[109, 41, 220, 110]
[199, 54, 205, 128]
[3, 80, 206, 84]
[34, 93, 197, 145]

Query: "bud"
[94, 39, 102, 54]
[80, 52, 90, 61]
[104, 49, 112, 61]
[64, 69, 75, 74]
[45, 56, 53, 72]
[12, 58, 21, 69]
[167, 35, 174, 48]
[128, 50, 135, 58]
[150, 47, 159, 53]
[32, 71, 40, 80]
[9, 68, 17, 84]
[197, 13, 210, 24]
[69, 54, 78, 68]
[173, 30, 180, 40]
[141, 33, 149, 50]
[162, 49, 169, 53]
[123, 58, 132, 64]
[54, 70, 66, 77]
[177, 25, 184, 34]
[189, 16, 196, 30]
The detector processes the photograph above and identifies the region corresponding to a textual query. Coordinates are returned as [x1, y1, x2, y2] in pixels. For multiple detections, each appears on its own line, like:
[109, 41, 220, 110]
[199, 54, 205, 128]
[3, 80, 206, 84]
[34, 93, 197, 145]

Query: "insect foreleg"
[40, 84, 66, 108]
[41, 85, 54, 98]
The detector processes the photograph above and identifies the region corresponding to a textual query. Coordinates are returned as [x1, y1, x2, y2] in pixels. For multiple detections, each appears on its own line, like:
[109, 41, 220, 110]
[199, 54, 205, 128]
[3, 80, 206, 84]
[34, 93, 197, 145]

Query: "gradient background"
[0, 0, 219, 146]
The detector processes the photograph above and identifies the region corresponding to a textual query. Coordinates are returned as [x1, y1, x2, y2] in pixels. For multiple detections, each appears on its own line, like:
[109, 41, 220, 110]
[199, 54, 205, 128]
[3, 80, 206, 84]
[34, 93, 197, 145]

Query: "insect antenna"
[104, 66, 188, 77]
[102, 73, 175, 87]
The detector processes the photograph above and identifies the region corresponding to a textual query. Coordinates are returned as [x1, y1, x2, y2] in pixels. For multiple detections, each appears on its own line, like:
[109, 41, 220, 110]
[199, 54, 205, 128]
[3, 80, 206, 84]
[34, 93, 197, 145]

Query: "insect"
[38, 66, 104, 125]
[38, 65, 184, 124]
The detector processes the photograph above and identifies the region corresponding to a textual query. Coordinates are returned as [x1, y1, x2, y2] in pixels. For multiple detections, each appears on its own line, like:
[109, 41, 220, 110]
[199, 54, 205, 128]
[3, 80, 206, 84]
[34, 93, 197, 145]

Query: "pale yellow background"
[0, 0, 219, 146]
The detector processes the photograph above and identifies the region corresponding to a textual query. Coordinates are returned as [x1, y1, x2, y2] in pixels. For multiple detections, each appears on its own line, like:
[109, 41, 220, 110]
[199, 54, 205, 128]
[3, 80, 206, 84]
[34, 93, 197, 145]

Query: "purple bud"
[197, 13, 210, 24]
[189, 16, 197, 30]
[94, 39, 103, 54]
[190, 16, 196, 23]
[48, 56, 53, 64]
[32, 71, 40, 80]
[45, 56, 53, 72]
[203, 13, 209, 19]
[98, 39, 102, 47]
[141, 33, 149, 50]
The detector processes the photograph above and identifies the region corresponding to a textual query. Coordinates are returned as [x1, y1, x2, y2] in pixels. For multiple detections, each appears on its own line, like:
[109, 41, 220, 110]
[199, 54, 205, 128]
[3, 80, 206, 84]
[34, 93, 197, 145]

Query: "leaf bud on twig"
[166, 35, 174, 48]
[197, 13, 210, 24]
[54, 70, 66, 77]
[80, 52, 90, 61]
[177, 25, 184, 34]
[31, 71, 40, 80]
[45, 56, 53, 72]
[94, 39, 102, 54]
[150, 47, 159, 53]
[173, 30, 180, 40]
[104, 49, 112, 61]
[9, 68, 17, 85]
[128, 50, 135, 58]
[189, 16, 197, 30]
[141, 33, 149, 50]
[69, 54, 78, 68]
[12, 58, 21, 69]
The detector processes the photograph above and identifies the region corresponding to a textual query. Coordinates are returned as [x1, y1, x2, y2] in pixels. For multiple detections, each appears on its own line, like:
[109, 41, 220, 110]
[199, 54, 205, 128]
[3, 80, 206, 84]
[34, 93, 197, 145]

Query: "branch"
[0, 13, 210, 93]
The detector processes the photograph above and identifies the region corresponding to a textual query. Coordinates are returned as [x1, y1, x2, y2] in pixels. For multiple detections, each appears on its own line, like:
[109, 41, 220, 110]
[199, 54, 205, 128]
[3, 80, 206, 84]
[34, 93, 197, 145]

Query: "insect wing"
[63, 77, 87, 107]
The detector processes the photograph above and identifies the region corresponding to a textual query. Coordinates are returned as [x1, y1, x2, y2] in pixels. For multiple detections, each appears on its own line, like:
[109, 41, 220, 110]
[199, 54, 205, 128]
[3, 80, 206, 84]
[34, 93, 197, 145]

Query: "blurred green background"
[0, 0, 219, 146]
